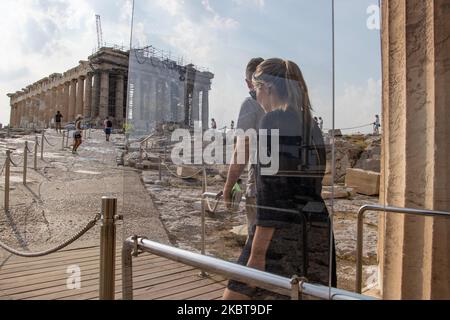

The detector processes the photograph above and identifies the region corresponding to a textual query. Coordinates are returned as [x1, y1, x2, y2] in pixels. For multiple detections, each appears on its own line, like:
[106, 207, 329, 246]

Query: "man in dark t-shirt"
[55, 111, 63, 134]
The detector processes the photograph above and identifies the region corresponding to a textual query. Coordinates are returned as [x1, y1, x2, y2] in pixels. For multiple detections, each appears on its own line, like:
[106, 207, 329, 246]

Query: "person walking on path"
[211, 118, 217, 130]
[55, 111, 63, 134]
[373, 114, 381, 135]
[319, 117, 324, 131]
[72, 115, 83, 154]
[104, 117, 113, 142]
[223, 57, 265, 238]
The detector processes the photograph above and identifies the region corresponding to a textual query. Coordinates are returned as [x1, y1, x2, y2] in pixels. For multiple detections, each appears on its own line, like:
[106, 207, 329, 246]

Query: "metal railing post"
[4, 150, 11, 212]
[355, 205, 450, 294]
[61, 131, 65, 150]
[65, 130, 69, 148]
[199, 168, 208, 278]
[99, 196, 117, 300]
[122, 238, 134, 300]
[23, 141, 28, 185]
[40, 132, 45, 160]
[34, 136, 38, 170]
[158, 157, 162, 181]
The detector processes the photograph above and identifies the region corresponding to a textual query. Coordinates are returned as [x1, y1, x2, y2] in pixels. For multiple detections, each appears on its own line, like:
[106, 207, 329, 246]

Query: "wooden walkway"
[0, 245, 227, 300]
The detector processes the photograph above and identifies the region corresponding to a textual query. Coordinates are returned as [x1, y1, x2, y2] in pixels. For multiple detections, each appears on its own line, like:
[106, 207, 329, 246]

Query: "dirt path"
[0, 129, 169, 261]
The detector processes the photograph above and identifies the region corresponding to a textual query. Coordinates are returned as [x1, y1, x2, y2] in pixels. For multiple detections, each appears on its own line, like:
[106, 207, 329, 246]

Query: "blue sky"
[0, 0, 381, 133]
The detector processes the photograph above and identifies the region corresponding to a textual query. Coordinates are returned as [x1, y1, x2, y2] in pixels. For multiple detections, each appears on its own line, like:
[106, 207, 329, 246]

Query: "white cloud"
[0, 0, 131, 125]
[232, 0, 265, 9]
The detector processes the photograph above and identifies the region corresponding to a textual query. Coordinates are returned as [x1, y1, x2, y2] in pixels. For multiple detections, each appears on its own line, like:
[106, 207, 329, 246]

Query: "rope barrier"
[9, 156, 22, 167]
[324, 123, 373, 132]
[202, 168, 222, 213]
[44, 135, 56, 147]
[0, 158, 6, 177]
[160, 160, 204, 179]
[0, 213, 101, 258]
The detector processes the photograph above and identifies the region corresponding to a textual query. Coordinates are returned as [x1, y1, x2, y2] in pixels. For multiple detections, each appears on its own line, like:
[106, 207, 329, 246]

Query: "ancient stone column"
[115, 74, 125, 126]
[10, 104, 16, 127]
[99, 71, 110, 119]
[202, 88, 209, 130]
[76, 76, 85, 117]
[192, 89, 200, 124]
[379, 0, 450, 300]
[91, 73, 100, 119]
[68, 79, 77, 121]
[63, 82, 70, 122]
[148, 77, 157, 122]
[84, 73, 93, 119]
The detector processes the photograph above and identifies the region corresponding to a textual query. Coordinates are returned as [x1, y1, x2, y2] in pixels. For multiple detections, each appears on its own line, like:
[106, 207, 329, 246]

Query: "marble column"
[379, 0, 450, 300]
[76, 76, 85, 117]
[202, 88, 209, 130]
[99, 71, 109, 119]
[68, 79, 77, 121]
[192, 89, 200, 124]
[91, 73, 100, 119]
[63, 82, 70, 122]
[84, 73, 93, 119]
[115, 74, 125, 126]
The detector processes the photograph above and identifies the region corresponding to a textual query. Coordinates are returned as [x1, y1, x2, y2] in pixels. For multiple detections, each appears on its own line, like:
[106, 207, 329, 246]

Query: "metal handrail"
[122, 237, 374, 300]
[356, 204, 450, 294]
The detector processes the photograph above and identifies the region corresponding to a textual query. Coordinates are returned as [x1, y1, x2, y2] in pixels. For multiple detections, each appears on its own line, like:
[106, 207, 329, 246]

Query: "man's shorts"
[105, 128, 112, 135]
[73, 131, 82, 139]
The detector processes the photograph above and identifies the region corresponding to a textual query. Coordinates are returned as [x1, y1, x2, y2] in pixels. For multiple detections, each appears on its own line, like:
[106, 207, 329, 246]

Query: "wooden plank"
[188, 288, 225, 300]
[144, 278, 227, 300]
[19, 264, 195, 300]
[0, 257, 178, 296]
[0, 253, 160, 286]
[160, 282, 228, 300]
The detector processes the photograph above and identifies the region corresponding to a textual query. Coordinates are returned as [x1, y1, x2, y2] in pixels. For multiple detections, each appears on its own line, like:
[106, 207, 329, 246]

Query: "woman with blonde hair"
[224, 58, 336, 300]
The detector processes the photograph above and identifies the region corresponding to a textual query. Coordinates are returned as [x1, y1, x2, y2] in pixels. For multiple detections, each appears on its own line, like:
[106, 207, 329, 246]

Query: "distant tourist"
[104, 117, 113, 142]
[314, 116, 319, 125]
[373, 114, 381, 135]
[319, 117, 324, 131]
[72, 115, 83, 154]
[55, 111, 63, 134]
[230, 120, 235, 130]
[211, 118, 217, 130]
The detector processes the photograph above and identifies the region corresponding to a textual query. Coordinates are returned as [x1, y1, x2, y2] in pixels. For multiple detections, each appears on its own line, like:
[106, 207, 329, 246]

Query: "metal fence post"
[158, 157, 162, 181]
[5, 150, 11, 212]
[122, 238, 134, 300]
[99, 197, 117, 300]
[34, 136, 38, 170]
[23, 141, 28, 185]
[65, 131, 69, 148]
[61, 131, 65, 151]
[41, 132, 45, 160]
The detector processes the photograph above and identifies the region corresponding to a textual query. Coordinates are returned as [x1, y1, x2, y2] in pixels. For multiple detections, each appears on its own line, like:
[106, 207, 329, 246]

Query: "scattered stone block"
[142, 160, 160, 170]
[176, 166, 201, 179]
[345, 168, 380, 196]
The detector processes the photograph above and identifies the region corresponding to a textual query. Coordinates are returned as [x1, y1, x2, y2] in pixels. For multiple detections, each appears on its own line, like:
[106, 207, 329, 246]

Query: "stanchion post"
[199, 168, 208, 278]
[65, 130, 69, 148]
[158, 157, 162, 181]
[5, 150, 11, 212]
[23, 141, 28, 185]
[34, 136, 38, 170]
[99, 197, 117, 300]
[61, 131, 65, 150]
[41, 132, 45, 160]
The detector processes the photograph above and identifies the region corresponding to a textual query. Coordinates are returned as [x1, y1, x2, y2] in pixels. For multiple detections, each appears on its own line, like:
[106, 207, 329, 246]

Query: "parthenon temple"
[7, 47, 214, 130]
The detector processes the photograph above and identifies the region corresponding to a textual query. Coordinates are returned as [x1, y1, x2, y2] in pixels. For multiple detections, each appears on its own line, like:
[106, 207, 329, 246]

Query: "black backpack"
[107, 120, 113, 128]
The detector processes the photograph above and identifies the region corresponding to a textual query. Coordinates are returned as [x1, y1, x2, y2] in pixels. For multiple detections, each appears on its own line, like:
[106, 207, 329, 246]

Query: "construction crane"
[96, 14, 103, 49]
